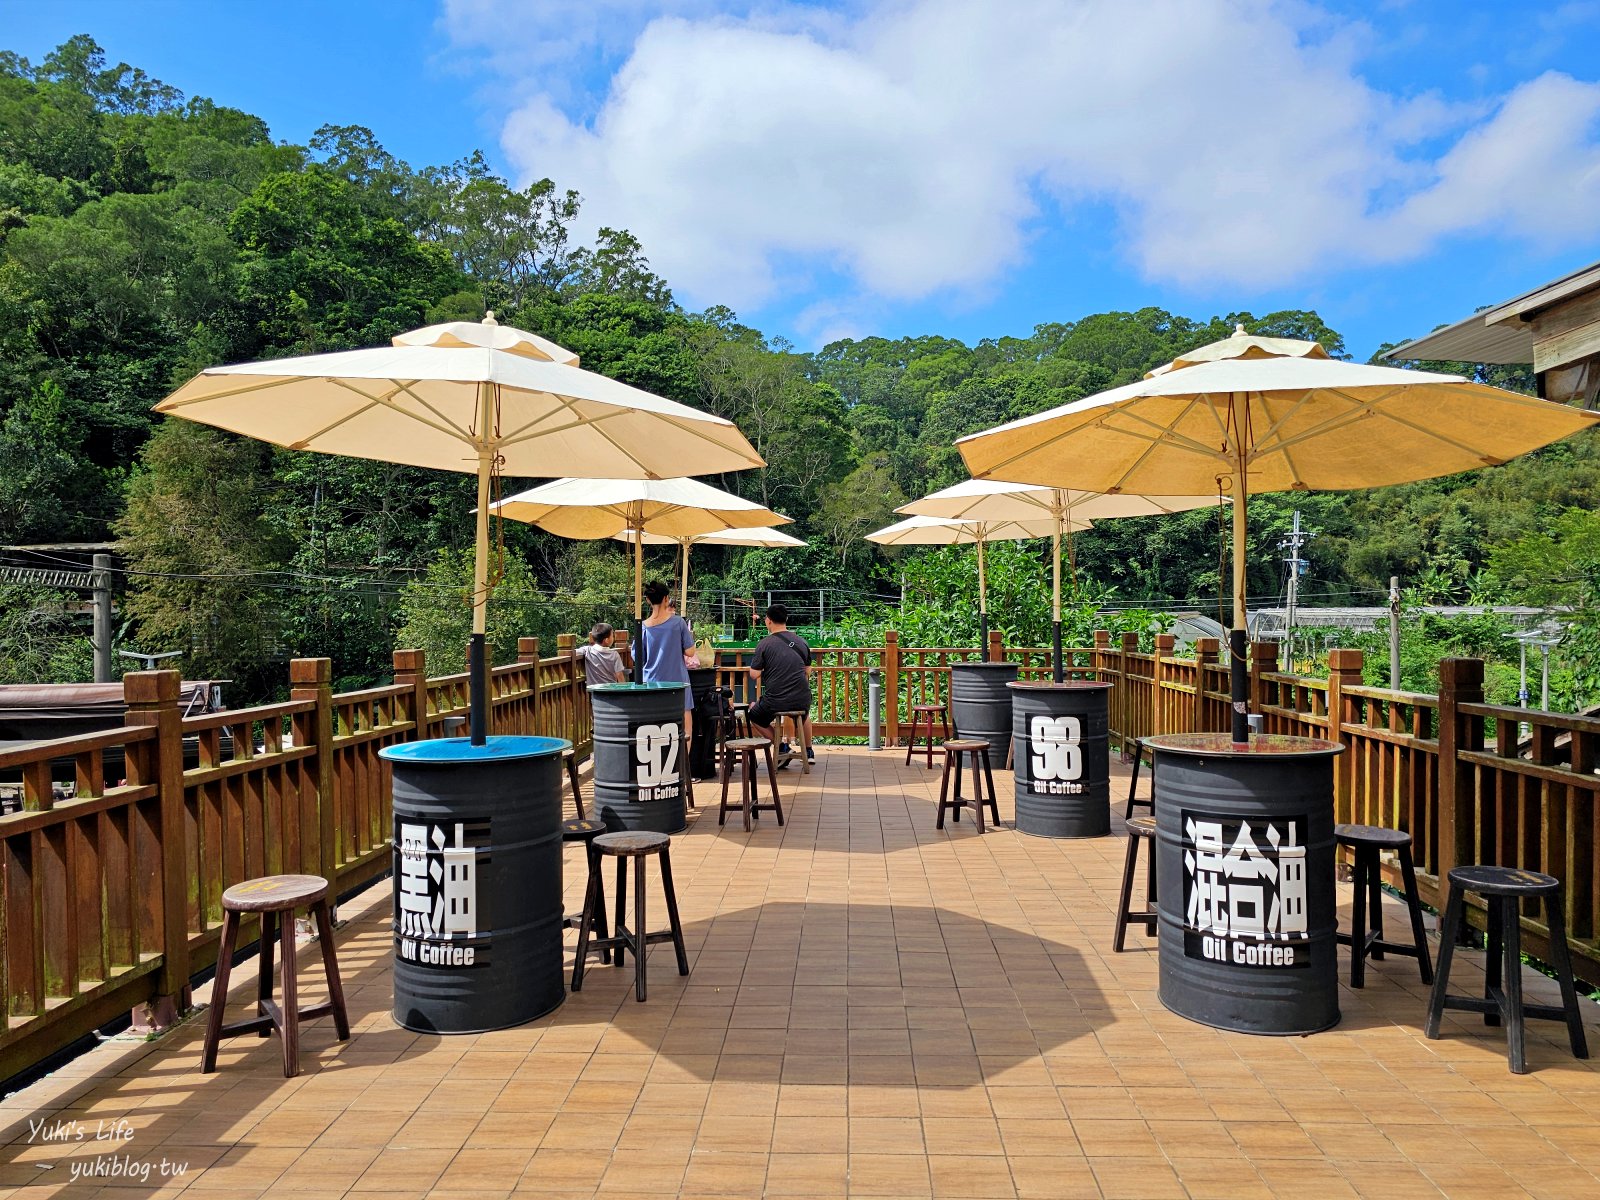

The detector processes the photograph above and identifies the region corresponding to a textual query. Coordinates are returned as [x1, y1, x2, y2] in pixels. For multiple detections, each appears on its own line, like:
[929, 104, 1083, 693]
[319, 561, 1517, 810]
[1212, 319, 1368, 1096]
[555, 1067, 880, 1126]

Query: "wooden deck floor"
[4, 744, 1600, 1199]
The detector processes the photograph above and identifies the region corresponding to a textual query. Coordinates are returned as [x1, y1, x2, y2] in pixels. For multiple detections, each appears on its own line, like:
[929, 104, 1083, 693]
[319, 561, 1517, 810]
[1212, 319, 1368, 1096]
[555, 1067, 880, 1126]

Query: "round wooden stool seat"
[595, 830, 671, 858]
[725, 736, 770, 751]
[222, 874, 328, 913]
[1125, 815, 1157, 838]
[1448, 864, 1558, 897]
[942, 738, 990, 753]
[1336, 823, 1412, 850]
[911, 703, 944, 714]
[562, 818, 607, 842]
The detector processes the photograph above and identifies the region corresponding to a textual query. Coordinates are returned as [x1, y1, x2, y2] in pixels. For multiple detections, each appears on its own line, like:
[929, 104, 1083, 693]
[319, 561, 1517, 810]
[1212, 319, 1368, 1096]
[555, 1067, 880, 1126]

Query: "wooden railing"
[0, 637, 590, 1083]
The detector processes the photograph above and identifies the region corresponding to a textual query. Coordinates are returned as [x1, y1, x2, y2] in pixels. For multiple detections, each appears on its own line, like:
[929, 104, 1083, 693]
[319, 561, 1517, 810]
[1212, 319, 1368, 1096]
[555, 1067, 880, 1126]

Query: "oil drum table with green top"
[382, 735, 569, 1034]
[589, 682, 689, 834]
[1009, 680, 1112, 838]
[1147, 732, 1344, 1036]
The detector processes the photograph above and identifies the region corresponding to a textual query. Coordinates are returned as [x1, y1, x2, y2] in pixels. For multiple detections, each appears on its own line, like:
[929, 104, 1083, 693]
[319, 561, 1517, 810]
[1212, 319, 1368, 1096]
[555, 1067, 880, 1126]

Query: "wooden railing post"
[1153, 633, 1174, 735]
[1437, 657, 1485, 884]
[1120, 632, 1138, 743]
[394, 648, 428, 741]
[1251, 641, 1279, 730]
[124, 669, 189, 1025]
[518, 638, 541, 737]
[557, 633, 579, 746]
[1093, 630, 1110, 683]
[289, 658, 337, 889]
[1194, 637, 1220, 733]
[987, 628, 1004, 664]
[885, 631, 901, 748]
[1326, 648, 1364, 823]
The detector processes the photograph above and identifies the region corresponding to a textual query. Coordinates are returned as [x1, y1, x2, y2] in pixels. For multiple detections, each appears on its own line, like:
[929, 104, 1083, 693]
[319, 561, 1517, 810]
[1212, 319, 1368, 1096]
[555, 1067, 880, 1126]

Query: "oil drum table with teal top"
[382, 734, 570, 1033]
[1146, 732, 1345, 1036]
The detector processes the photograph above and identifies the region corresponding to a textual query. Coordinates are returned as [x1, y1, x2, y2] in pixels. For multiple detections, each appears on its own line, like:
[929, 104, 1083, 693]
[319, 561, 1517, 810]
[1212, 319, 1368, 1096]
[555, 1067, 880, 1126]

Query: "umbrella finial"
[1233, 323, 1247, 336]
[483, 311, 498, 327]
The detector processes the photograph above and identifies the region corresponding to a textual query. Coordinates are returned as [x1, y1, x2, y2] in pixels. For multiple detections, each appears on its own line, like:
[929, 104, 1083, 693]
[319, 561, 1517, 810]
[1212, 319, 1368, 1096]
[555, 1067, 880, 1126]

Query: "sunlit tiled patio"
[6, 744, 1600, 1199]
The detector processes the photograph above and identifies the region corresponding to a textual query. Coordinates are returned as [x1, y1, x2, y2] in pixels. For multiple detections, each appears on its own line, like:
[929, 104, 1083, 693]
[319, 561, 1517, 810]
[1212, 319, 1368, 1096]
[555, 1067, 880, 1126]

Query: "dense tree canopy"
[3, 36, 1597, 702]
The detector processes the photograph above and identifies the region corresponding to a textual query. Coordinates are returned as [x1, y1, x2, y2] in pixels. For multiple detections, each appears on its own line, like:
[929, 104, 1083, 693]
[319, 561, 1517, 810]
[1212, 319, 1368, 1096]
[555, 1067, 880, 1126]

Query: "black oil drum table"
[590, 683, 689, 834]
[1009, 681, 1112, 838]
[1147, 732, 1344, 1036]
[687, 667, 722, 780]
[382, 735, 570, 1034]
[950, 662, 1018, 753]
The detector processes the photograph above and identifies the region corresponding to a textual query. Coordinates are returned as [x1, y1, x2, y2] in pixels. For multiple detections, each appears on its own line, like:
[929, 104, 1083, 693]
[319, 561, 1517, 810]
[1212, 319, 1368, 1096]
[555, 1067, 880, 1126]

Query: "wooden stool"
[562, 746, 584, 819]
[906, 703, 949, 768]
[1335, 824, 1432, 988]
[1425, 865, 1589, 1074]
[562, 818, 611, 965]
[573, 832, 689, 1002]
[772, 710, 812, 774]
[1124, 737, 1153, 820]
[201, 875, 349, 1078]
[730, 702, 753, 741]
[936, 740, 1000, 833]
[720, 736, 784, 832]
[1113, 816, 1158, 951]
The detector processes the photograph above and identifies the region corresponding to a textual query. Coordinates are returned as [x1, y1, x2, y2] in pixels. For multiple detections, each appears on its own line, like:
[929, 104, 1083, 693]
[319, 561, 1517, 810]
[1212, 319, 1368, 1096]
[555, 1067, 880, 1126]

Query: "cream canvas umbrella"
[958, 324, 1600, 739]
[612, 526, 806, 604]
[156, 314, 763, 743]
[867, 514, 1091, 658]
[898, 480, 1220, 680]
[491, 477, 787, 677]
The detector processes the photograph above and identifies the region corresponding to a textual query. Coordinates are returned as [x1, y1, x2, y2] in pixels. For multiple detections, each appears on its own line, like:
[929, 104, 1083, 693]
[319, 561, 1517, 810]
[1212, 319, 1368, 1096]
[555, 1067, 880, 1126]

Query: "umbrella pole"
[469, 388, 494, 746]
[1230, 400, 1250, 746]
[681, 540, 691, 611]
[633, 524, 645, 683]
[976, 535, 989, 656]
[1052, 513, 1064, 684]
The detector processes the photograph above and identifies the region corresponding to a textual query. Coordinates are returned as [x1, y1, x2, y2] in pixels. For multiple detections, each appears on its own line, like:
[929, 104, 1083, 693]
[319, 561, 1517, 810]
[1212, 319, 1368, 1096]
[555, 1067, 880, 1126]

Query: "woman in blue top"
[640, 579, 697, 738]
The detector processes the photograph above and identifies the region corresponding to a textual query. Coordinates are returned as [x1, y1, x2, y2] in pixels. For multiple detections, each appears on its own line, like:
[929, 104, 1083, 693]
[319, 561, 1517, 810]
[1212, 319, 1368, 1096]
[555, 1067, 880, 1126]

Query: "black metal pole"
[1230, 627, 1249, 746]
[1052, 619, 1064, 684]
[469, 632, 489, 745]
[634, 619, 646, 683]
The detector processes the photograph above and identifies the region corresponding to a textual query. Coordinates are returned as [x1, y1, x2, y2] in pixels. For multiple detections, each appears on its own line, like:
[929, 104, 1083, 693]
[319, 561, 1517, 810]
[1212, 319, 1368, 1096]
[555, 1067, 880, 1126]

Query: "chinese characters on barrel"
[1183, 812, 1309, 968]
[395, 819, 489, 967]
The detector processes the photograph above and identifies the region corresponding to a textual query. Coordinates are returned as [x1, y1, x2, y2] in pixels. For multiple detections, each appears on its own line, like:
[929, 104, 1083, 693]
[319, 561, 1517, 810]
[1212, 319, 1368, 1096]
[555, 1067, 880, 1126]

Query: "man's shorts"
[749, 695, 808, 728]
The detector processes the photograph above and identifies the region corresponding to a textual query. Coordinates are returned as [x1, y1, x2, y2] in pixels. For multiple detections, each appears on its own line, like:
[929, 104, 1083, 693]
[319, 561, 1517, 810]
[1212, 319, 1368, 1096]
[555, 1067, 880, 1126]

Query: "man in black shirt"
[747, 603, 813, 761]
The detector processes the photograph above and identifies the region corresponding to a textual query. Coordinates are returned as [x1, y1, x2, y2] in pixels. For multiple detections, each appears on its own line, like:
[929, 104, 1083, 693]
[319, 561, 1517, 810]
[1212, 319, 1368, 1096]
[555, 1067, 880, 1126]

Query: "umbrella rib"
[284, 380, 405, 450]
[158, 375, 304, 409]
[1095, 396, 1224, 492]
[314, 379, 477, 449]
[384, 380, 478, 442]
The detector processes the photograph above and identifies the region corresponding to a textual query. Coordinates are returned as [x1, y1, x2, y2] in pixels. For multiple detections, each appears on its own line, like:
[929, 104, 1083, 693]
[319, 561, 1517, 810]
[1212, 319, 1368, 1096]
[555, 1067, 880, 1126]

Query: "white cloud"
[446, 0, 1600, 314]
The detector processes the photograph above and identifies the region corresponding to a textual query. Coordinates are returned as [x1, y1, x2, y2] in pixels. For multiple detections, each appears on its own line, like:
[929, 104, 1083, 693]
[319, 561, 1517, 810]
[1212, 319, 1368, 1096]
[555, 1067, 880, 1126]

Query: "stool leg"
[941, 710, 951, 743]
[572, 850, 600, 991]
[968, 753, 985, 834]
[1113, 832, 1140, 952]
[591, 843, 611, 964]
[1425, 886, 1464, 1040]
[762, 743, 782, 826]
[742, 753, 755, 832]
[981, 750, 1000, 828]
[659, 846, 690, 977]
[1484, 900, 1504, 1028]
[568, 754, 584, 820]
[799, 714, 812, 774]
[311, 900, 351, 1041]
[201, 910, 241, 1073]
[936, 751, 951, 830]
[1502, 899, 1527, 1074]
[905, 712, 917, 766]
[279, 908, 300, 1078]
[257, 910, 277, 1036]
[634, 858, 648, 1003]
[927, 714, 938, 769]
[1543, 894, 1590, 1060]
[719, 747, 734, 826]
[1349, 848, 1368, 989]
[1125, 749, 1142, 821]
[614, 856, 629, 970]
[1398, 846, 1433, 984]
[952, 750, 964, 824]
[1368, 851, 1386, 962]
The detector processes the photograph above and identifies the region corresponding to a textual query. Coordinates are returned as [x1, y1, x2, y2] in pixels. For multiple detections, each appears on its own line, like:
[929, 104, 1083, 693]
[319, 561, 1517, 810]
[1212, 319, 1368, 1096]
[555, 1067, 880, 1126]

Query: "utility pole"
[1277, 512, 1314, 670]
[92, 553, 113, 683]
[1389, 576, 1401, 692]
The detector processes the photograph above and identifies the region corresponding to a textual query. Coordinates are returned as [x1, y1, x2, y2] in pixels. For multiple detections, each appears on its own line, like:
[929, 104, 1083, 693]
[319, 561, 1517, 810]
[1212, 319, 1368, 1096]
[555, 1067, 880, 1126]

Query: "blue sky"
[9, 1, 1600, 360]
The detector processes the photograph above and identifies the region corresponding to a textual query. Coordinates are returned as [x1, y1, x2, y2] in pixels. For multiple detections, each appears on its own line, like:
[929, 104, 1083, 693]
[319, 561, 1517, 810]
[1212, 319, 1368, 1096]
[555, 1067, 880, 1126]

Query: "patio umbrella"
[958, 324, 1600, 740]
[866, 514, 1091, 655]
[490, 477, 788, 678]
[898, 480, 1220, 680]
[155, 314, 763, 743]
[611, 526, 806, 604]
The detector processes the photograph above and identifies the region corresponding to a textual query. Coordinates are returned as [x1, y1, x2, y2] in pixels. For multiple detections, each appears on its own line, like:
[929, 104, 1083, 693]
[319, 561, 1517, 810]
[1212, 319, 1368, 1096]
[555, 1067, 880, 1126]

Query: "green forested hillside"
[3, 37, 1597, 698]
